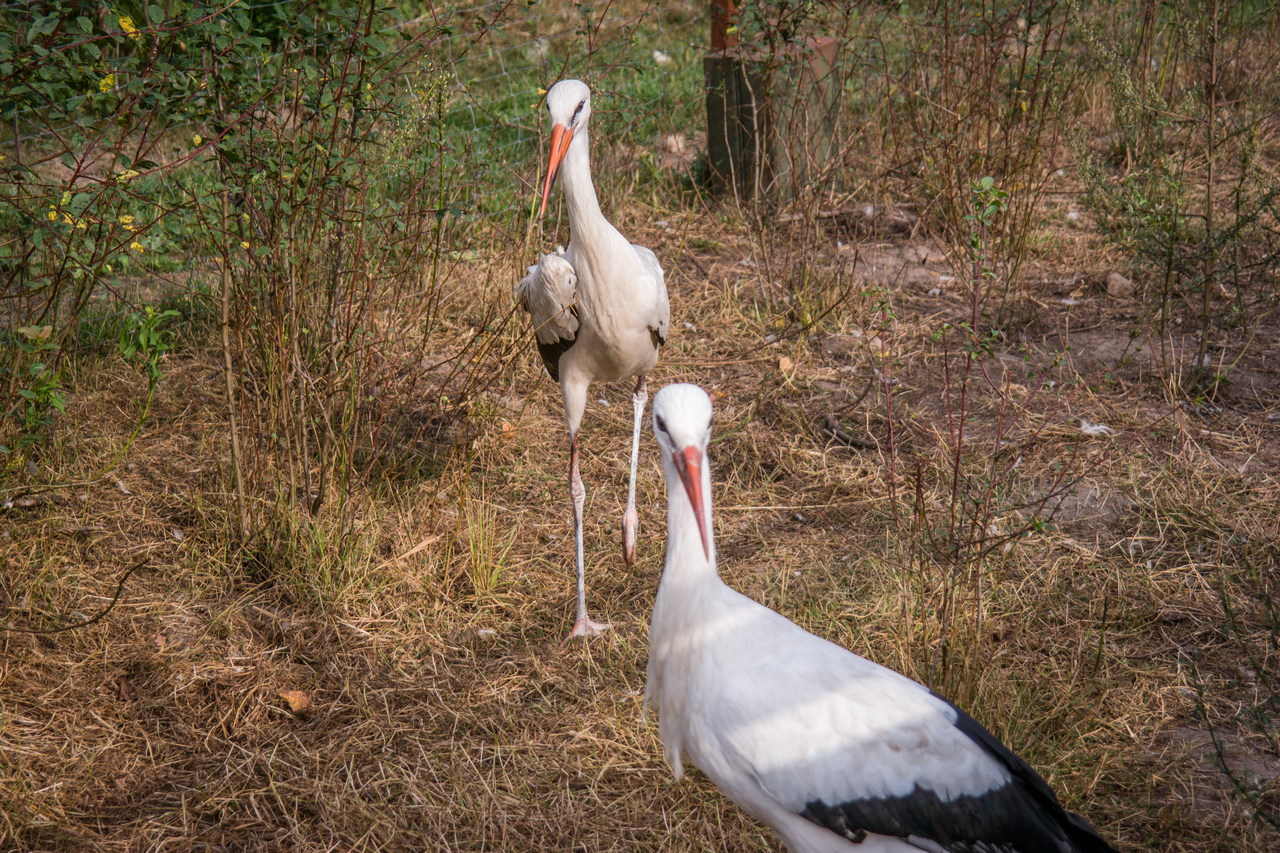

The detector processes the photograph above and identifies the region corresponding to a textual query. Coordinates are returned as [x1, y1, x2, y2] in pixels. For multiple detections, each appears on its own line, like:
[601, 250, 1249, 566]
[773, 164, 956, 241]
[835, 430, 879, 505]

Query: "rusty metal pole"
[710, 0, 738, 51]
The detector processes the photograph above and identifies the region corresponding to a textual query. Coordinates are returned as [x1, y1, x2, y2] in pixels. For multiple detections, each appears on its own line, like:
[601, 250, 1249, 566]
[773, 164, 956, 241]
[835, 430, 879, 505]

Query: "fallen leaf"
[778, 356, 793, 371]
[279, 690, 311, 713]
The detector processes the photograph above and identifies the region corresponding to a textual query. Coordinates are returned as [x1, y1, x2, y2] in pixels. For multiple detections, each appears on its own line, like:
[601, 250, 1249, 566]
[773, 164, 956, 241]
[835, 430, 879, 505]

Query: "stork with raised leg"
[516, 79, 670, 640]
[645, 383, 1119, 853]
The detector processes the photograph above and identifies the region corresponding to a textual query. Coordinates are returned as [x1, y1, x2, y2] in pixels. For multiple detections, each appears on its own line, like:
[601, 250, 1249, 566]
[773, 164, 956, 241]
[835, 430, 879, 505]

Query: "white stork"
[516, 79, 670, 640]
[645, 383, 1119, 853]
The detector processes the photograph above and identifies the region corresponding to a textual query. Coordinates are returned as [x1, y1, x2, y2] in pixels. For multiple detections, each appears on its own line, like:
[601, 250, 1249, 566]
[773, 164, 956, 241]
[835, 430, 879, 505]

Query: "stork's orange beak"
[673, 445, 710, 559]
[539, 123, 573, 216]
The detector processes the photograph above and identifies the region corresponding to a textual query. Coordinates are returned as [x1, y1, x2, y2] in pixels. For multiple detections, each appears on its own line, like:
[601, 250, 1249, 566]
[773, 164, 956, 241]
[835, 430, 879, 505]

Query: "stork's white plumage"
[516, 79, 671, 640]
[645, 384, 1119, 853]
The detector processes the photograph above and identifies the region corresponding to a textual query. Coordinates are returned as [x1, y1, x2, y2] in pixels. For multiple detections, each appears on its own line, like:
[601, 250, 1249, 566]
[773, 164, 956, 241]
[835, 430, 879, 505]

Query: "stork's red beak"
[673, 445, 711, 559]
[539, 123, 573, 216]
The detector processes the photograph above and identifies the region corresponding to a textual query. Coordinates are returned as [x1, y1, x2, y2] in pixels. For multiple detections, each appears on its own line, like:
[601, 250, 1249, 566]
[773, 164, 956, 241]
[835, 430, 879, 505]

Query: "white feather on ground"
[1079, 419, 1115, 437]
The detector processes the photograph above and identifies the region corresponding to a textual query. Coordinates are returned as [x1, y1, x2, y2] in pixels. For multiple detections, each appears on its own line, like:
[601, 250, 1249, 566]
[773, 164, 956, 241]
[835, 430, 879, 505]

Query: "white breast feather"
[515, 249, 579, 344]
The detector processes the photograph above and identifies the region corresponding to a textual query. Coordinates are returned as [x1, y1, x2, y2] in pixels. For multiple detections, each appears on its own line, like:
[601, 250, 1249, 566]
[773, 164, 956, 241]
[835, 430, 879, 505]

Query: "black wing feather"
[799, 701, 1118, 853]
[535, 304, 579, 382]
[950, 707, 1118, 853]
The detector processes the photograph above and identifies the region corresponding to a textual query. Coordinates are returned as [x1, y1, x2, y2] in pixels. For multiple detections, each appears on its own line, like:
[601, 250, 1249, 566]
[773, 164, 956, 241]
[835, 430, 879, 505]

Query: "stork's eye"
[572, 100, 585, 122]
[655, 416, 668, 434]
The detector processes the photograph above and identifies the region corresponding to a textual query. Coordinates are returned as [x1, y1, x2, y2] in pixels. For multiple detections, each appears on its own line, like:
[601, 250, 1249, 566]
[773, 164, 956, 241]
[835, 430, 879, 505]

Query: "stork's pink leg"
[621, 375, 647, 568]
[566, 432, 609, 641]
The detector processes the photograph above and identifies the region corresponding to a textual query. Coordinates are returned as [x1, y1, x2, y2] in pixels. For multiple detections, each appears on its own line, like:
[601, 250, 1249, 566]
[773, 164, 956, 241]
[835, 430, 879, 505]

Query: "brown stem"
[1196, 0, 1219, 378]
[216, 55, 249, 541]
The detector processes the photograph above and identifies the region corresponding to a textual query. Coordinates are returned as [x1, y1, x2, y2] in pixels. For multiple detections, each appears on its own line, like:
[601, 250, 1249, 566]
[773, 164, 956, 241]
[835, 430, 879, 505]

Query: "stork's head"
[652, 384, 714, 559]
[539, 79, 592, 216]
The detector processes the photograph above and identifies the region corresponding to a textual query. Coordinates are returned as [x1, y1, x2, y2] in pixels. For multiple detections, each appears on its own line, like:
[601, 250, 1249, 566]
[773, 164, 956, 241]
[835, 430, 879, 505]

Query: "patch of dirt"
[1153, 726, 1280, 824]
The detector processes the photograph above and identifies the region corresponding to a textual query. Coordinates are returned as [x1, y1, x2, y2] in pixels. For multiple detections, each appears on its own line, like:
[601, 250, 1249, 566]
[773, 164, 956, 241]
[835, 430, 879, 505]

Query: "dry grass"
[2, 172, 1280, 853]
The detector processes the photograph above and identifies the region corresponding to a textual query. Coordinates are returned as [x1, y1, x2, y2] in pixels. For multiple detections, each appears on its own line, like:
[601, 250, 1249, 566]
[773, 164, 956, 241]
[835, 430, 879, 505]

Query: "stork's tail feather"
[1063, 812, 1121, 853]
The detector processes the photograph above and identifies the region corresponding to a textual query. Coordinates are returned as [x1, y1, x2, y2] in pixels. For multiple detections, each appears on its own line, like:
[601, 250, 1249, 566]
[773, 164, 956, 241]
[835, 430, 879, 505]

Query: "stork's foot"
[622, 506, 638, 568]
[564, 617, 611, 642]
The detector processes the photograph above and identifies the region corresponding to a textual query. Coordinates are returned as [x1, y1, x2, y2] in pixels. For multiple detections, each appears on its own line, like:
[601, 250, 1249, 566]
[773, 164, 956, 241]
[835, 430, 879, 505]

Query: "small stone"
[821, 335, 859, 357]
[1106, 271, 1135, 298]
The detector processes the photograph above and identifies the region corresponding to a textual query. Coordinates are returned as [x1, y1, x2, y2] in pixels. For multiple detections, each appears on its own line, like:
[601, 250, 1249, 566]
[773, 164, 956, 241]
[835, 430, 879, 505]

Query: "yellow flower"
[48, 210, 58, 221]
[99, 74, 114, 93]
[240, 241, 250, 250]
[119, 16, 140, 40]
[192, 134, 203, 146]
[130, 241, 144, 252]
[118, 215, 134, 224]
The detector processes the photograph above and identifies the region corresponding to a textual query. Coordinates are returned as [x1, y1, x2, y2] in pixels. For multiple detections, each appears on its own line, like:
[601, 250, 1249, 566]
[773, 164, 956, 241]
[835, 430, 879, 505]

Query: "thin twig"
[1, 560, 148, 635]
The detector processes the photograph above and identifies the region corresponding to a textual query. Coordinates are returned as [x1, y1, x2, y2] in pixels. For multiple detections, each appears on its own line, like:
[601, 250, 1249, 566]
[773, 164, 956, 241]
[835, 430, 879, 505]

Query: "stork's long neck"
[560, 127, 613, 247]
[660, 453, 719, 590]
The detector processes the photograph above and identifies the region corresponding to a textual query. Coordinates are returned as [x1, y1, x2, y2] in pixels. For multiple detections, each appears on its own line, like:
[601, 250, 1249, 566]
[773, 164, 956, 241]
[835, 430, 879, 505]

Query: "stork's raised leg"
[621, 375, 648, 567]
[566, 432, 609, 640]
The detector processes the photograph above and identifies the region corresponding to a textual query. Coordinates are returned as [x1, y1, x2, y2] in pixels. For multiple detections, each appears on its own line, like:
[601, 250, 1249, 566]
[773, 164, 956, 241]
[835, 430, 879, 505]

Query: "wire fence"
[2, 1, 703, 208]
[0, 0, 705, 299]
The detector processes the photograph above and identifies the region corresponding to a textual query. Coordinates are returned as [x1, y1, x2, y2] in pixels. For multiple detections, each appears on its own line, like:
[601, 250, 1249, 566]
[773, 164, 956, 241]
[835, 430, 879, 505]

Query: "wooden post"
[765, 35, 840, 200]
[705, 1, 758, 198]
[704, 2, 840, 201]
